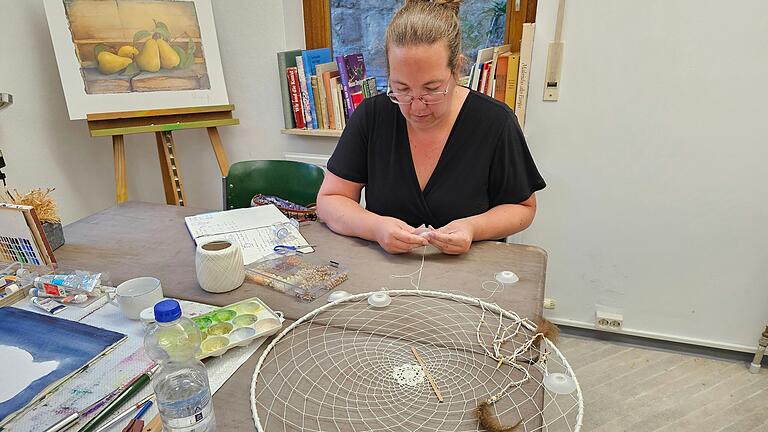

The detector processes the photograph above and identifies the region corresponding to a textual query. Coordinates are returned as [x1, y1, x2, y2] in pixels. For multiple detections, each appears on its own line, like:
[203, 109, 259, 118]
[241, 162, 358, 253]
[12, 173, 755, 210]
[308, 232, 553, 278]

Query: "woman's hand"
[374, 216, 429, 254]
[425, 220, 474, 255]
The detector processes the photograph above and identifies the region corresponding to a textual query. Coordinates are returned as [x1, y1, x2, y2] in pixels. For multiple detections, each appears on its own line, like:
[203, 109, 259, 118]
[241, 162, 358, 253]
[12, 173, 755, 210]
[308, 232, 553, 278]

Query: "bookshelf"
[281, 128, 343, 138]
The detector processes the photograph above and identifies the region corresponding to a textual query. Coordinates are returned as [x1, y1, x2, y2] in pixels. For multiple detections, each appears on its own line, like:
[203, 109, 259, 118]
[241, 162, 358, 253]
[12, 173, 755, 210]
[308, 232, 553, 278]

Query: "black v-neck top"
[326, 89, 546, 229]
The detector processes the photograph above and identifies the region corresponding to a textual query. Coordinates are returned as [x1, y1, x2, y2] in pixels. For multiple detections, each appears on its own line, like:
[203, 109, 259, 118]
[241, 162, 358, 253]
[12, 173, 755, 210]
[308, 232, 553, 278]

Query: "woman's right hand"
[373, 216, 429, 254]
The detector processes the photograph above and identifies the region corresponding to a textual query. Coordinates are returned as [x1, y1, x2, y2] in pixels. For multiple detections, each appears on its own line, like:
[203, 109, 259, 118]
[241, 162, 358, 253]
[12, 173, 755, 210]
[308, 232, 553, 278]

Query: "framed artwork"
[44, 0, 229, 120]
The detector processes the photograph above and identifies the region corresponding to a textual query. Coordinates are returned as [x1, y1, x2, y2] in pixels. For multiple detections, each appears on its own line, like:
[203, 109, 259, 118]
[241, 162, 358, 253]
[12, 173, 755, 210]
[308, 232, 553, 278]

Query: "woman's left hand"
[425, 220, 474, 255]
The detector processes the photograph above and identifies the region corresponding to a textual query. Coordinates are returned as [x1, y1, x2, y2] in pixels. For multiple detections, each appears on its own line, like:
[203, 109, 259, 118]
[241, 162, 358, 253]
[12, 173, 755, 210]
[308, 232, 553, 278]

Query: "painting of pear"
[157, 38, 180, 69]
[62, 0, 210, 95]
[97, 51, 133, 74]
[136, 38, 161, 72]
[117, 45, 139, 58]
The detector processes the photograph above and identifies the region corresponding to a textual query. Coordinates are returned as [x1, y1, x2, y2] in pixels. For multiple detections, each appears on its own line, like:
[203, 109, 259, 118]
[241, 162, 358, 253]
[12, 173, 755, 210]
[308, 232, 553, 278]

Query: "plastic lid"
[495, 271, 519, 284]
[368, 292, 392, 308]
[154, 299, 181, 323]
[543, 372, 577, 394]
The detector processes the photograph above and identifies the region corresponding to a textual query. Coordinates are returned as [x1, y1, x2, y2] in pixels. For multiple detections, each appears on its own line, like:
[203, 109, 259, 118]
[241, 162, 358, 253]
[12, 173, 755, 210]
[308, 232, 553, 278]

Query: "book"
[505, 52, 520, 109]
[276, 49, 303, 128]
[363, 77, 378, 98]
[300, 48, 332, 129]
[336, 80, 347, 128]
[316, 62, 338, 129]
[310, 76, 324, 130]
[515, 23, 536, 128]
[479, 61, 492, 94]
[494, 53, 510, 103]
[330, 76, 342, 130]
[286, 67, 305, 129]
[487, 44, 511, 97]
[471, 46, 495, 91]
[295, 56, 313, 129]
[335, 55, 353, 117]
[344, 53, 366, 110]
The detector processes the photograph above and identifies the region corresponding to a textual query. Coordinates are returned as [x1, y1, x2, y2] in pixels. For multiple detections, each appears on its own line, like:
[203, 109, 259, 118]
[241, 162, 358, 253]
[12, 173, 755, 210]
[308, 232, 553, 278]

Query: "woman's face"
[388, 42, 455, 130]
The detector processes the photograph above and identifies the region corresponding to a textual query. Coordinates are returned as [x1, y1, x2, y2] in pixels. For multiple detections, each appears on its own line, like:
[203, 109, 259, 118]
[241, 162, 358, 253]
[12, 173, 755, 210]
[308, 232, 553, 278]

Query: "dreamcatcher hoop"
[251, 289, 584, 431]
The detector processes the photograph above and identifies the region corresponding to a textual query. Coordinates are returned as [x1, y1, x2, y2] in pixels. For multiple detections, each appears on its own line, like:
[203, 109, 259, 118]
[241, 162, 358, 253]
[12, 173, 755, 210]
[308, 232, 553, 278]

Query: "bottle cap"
[154, 299, 181, 323]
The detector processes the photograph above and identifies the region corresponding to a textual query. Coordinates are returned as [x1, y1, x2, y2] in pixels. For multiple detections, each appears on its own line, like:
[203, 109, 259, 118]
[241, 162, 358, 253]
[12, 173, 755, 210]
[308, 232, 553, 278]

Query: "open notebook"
[184, 205, 313, 264]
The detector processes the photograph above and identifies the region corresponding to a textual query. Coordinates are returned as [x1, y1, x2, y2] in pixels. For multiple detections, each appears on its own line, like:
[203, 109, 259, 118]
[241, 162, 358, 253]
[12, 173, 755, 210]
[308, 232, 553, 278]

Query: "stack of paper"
[184, 205, 312, 264]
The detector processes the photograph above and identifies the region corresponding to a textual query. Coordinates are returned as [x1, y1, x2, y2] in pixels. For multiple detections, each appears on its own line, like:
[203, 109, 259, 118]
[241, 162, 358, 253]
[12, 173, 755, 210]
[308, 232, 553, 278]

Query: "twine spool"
[196, 240, 245, 293]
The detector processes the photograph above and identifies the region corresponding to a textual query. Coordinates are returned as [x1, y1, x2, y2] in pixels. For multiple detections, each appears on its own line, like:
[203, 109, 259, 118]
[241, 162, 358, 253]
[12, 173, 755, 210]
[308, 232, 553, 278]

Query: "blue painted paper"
[0, 307, 125, 424]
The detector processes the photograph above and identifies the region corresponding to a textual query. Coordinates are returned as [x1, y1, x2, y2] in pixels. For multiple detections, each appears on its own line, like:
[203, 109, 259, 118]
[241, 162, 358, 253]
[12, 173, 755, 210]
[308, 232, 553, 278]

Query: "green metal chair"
[223, 160, 325, 210]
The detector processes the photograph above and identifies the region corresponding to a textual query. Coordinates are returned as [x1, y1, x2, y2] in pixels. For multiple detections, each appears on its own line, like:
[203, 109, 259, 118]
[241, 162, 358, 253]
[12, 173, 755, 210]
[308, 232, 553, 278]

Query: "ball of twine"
[195, 240, 245, 293]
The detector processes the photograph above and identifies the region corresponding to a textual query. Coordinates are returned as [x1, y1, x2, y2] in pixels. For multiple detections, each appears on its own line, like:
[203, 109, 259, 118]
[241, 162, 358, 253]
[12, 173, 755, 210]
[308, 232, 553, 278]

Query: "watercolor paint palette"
[245, 255, 349, 303]
[192, 297, 283, 360]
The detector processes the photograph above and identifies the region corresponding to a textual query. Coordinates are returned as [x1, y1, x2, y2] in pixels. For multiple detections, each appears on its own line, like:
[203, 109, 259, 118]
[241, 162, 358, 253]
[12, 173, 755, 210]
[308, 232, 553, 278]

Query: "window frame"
[303, 0, 538, 53]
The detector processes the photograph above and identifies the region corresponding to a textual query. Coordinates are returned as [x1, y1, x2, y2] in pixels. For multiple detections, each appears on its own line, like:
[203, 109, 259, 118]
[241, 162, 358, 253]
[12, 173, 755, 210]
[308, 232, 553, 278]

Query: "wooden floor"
[557, 335, 768, 431]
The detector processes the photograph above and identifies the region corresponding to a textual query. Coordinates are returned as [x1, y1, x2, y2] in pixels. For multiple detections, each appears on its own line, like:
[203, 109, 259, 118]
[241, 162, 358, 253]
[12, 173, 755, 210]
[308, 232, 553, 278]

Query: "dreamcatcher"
[251, 290, 583, 431]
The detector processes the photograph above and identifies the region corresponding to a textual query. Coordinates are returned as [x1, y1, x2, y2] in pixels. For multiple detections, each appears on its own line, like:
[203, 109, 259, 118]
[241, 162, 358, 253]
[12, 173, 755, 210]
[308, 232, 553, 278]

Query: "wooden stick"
[142, 414, 162, 432]
[411, 346, 444, 402]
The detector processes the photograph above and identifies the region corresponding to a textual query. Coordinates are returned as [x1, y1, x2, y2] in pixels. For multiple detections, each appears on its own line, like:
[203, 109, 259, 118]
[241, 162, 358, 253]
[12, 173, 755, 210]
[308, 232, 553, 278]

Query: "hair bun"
[407, 0, 461, 15]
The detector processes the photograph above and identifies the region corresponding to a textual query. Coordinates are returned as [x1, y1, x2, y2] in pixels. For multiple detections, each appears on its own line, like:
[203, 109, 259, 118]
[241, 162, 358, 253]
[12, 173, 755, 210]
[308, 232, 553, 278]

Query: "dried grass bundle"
[3, 188, 61, 223]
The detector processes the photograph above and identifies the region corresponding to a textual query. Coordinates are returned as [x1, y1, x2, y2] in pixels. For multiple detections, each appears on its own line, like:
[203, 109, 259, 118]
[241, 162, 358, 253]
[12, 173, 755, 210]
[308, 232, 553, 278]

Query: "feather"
[476, 400, 522, 432]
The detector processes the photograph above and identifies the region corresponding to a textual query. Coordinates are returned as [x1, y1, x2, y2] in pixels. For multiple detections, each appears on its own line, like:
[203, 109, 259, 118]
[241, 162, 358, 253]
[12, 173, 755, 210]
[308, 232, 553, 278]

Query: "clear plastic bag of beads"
[245, 254, 348, 303]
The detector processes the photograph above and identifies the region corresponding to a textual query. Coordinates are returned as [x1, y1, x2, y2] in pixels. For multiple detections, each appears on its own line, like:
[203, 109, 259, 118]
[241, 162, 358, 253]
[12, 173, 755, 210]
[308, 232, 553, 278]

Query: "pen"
[77, 364, 159, 432]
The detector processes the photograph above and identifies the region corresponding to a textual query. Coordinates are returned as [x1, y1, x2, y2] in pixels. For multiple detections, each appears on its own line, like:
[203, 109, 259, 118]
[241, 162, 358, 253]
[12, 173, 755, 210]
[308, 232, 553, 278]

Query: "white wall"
[0, 0, 338, 224]
[524, 0, 768, 351]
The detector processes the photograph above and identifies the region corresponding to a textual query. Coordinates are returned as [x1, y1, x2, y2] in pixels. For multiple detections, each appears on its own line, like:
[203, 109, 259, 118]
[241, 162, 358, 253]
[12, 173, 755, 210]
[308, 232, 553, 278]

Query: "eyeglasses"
[386, 80, 451, 105]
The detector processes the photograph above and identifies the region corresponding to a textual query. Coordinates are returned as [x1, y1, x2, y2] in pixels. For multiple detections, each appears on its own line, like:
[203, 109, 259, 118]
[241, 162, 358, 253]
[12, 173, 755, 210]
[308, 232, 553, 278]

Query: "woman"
[317, 0, 545, 255]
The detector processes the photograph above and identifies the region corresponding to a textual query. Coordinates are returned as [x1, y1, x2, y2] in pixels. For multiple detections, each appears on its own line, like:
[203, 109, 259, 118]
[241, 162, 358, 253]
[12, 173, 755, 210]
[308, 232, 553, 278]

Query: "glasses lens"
[388, 93, 412, 104]
[420, 93, 446, 104]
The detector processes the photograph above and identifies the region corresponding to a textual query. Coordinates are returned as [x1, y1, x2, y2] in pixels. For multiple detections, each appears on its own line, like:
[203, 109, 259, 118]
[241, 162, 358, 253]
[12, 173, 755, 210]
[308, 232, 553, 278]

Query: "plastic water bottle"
[144, 299, 216, 432]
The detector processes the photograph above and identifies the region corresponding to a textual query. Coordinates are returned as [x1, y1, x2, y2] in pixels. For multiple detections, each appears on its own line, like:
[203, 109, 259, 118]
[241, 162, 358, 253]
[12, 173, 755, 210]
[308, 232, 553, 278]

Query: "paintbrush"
[43, 366, 154, 432]
[92, 396, 154, 432]
[120, 400, 152, 432]
[76, 364, 159, 432]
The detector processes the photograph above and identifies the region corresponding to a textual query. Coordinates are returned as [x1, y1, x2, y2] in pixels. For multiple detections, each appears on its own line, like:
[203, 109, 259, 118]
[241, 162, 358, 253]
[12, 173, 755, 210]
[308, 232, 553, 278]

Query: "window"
[329, 1, 509, 90]
[305, 1, 537, 89]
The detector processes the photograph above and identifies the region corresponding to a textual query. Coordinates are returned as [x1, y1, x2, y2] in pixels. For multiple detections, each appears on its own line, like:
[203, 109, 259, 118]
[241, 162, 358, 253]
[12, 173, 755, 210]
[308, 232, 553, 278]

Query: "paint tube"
[33, 273, 102, 296]
[31, 296, 67, 314]
[28, 288, 88, 304]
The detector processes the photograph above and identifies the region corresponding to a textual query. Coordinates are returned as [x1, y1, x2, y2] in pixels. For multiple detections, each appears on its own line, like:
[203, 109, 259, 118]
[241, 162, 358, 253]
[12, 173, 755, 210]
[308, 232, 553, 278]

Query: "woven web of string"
[251, 291, 581, 431]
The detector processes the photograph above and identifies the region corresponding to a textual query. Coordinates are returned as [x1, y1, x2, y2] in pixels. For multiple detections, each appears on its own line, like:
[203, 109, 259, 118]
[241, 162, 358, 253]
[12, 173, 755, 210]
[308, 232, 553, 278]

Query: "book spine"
[515, 23, 535, 128]
[295, 56, 314, 129]
[310, 76, 324, 129]
[276, 52, 294, 128]
[494, 56, 508, 102]
[505, 53, 520, 109]
[330, 78, 342, 129]
[315, 73, 329, 129]
[301, 53, 319, 129]
[337, 81, 347, 127]
[286, 67, 305, 129]
[336, 55, 355, 117]
[323, 72, 336, 129]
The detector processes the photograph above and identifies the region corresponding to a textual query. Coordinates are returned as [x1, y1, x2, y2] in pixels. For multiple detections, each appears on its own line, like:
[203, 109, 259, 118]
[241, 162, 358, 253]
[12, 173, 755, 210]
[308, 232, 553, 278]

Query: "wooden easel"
[86, 105, 239, 206]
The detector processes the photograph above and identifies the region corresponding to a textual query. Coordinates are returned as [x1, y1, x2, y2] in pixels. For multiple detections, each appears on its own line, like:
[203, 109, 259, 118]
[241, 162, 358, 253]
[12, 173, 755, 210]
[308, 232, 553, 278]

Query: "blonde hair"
[385, 0, 462, 74]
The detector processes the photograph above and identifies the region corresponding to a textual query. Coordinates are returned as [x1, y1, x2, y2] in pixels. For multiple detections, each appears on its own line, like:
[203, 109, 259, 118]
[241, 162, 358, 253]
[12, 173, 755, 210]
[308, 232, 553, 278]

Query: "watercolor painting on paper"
[0, 307, 125, 426]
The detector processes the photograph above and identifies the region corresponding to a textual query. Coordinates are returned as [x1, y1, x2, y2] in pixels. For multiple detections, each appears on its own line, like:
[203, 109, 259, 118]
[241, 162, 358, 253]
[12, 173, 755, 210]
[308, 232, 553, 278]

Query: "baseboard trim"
[556, 323, 768, 367]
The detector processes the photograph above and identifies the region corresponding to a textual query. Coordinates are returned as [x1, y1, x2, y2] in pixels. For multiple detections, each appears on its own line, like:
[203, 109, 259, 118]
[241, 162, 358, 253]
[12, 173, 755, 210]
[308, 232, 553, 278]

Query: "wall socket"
[595, 311, 624, 331]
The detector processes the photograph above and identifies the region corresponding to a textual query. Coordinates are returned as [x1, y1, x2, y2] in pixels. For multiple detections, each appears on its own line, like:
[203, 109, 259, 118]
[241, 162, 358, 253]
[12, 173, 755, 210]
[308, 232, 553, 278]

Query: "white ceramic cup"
[107, 277, 164, 320]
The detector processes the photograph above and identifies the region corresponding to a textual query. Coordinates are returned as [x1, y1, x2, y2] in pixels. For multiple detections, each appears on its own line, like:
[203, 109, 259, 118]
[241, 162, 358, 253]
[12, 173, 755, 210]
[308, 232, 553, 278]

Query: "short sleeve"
[326, 98, 372, 184]
[488, 114, 546, 205]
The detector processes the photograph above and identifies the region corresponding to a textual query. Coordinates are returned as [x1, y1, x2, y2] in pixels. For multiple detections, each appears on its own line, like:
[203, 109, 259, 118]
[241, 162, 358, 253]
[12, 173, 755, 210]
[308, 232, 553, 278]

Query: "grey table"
[55, 202, 548, 431]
